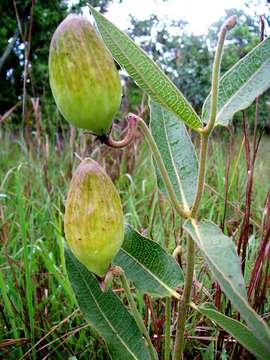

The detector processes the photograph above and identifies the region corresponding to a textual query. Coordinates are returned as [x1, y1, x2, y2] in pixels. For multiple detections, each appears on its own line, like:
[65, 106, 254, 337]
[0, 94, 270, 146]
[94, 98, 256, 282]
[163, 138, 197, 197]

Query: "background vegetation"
[0, 0, 269, 358]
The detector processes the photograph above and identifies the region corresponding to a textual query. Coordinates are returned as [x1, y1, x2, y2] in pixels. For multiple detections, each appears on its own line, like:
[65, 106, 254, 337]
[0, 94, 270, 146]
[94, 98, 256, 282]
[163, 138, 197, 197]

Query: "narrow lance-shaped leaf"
[149, 99, 198, 209]
[184, 219, 270, 353]
[202, 37, 270, 126]
[198, 303, 269, 360]
[114, 225, 183, 299]
[89, 5, 202, 130]
[65, 248, 150, 360]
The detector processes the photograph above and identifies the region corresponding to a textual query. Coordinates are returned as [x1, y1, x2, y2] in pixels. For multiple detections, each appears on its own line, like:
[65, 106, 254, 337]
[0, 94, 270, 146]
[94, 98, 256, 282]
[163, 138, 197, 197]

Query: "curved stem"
[101, 114, 137, 148]
[120, 272, 157, 360]
[135, 115, 190, 219]
[203, 15, 237, 135]
[173, 236, 195, 360]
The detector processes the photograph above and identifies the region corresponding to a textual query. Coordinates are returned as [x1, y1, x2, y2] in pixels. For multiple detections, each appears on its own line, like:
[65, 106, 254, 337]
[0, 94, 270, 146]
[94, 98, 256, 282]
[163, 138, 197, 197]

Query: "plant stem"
[101, 114, 138, 148]
[135, 115, 190, 219]
[173, 235, 195, 359]
[173, 15, 237, 359]
[164, 297, 171, 360]
[204, 15, 237, 135]
[120, 272, 157, 360]
[190, 133, 208, 217]
[191, 16, 237, 216]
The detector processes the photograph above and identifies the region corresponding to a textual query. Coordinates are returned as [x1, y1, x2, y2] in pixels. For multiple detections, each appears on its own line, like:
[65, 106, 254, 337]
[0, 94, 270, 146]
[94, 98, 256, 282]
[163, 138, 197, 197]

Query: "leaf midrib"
[200, 307, 267, 360]
[95, 12, 201, 129]
[186, 220, 270, 351]
[217, 59, 270, 121]
[160, 106, 189, 210]
[189, 219, 247, 300]
[69, 254, 140, 360]
[202, 37, 270, 122]
[119, 247, 180, 299]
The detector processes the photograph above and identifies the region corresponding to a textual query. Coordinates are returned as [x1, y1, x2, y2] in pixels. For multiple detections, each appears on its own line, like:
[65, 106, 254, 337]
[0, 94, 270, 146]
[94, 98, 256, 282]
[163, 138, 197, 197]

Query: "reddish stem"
[100, 114, 138, 148]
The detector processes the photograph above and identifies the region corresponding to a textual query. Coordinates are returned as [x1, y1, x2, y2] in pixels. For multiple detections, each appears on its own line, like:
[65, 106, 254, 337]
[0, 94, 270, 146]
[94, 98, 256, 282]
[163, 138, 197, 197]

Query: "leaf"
[114, 225, 183, 299]
[184, 219, 247, 298]
[149, 99, 198, 208]
[89, 5, 202, 130]
[202, 341, 214, 360]
[202, 37, 270, 126]
[198, 303, 270, 360]
[65, 247, 150, 360]
[184, 219, 270, 353]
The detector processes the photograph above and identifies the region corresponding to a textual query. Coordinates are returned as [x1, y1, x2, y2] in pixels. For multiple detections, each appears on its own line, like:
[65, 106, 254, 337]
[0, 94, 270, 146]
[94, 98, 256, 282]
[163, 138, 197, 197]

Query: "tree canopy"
[0, 0, 268, 128]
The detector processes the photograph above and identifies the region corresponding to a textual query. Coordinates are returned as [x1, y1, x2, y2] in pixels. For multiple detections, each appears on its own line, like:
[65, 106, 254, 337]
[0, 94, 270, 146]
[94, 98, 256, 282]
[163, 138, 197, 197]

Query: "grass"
[0, 125, 269, 359]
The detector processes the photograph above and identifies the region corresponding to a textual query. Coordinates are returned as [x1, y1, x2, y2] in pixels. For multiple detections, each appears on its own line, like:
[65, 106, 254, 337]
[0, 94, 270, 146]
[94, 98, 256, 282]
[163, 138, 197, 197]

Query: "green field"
[1, 127, 269, 359]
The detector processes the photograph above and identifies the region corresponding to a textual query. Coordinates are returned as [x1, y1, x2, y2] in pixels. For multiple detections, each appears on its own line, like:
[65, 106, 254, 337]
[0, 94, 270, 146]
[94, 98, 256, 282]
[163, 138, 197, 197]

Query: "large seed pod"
[49, 14, 121, 136]
[64, 158, 124, 277]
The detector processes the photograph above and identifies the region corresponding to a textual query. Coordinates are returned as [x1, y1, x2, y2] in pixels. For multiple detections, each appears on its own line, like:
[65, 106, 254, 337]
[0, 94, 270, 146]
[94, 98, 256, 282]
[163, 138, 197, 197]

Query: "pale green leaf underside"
[202, 37, 270, 126]
[65, 248, 150, 360]
[149, 99, 198, 208]
[114, 225, 183, 299]
[185, 220, 270, 353]
[198, 303, 269, 360]
[89, 5, 202, 130]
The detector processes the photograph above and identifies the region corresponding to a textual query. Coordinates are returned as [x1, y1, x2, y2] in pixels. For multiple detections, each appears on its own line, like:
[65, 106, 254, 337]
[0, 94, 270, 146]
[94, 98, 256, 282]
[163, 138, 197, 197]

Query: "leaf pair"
[67, 7, 270, 360]
[150, 102, 270, 358]
[185, 220, 270, 359]
[65, 225, 183, 359]
[149, 97, 270, 358]
[65, 247, 150, 360]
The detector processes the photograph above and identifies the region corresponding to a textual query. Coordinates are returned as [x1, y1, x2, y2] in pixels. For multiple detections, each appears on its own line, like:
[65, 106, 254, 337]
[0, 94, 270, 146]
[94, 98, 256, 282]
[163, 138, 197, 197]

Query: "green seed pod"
[64, 158, 124, 277]
[49, 14, 121, 136]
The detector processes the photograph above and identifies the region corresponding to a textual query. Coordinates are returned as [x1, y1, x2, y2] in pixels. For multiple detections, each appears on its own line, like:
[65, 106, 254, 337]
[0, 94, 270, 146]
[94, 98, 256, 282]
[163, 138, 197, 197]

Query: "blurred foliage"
[127, 7, 270, 121]
[0, 0, 269, 130]
[0, 1, 68, 117]
[0, 0, 115, 127]
[127, 15, 212, 114]
[70, 0, 116, 13]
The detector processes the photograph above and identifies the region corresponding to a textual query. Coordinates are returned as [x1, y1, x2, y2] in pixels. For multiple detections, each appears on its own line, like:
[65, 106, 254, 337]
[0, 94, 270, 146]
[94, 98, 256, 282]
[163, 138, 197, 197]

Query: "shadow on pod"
[64, 158, 124, 277]
[49, 14, 122, 136]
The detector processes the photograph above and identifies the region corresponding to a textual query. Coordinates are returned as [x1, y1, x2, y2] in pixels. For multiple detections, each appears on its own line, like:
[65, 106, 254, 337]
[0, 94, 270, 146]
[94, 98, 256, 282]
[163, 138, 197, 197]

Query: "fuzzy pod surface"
[64, 158, 124, 277]
[49, 14, 121, 136]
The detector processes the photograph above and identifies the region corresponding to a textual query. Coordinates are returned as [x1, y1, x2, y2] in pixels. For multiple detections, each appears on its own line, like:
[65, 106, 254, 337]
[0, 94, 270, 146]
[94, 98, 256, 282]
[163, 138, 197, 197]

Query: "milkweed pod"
[64, 158, 124, 277]
[49, 14, 121, 136]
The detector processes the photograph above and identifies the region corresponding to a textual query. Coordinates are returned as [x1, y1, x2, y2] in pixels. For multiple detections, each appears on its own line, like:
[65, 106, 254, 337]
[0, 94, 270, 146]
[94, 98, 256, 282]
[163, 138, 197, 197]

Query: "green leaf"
[198, 303, 270, 360]
[202, 37, 270, 126]
[184, 219, 270, 353]
[89, 5, 202, 130]
[149, 99, 198, 208]
[184, 219, 247, 298]
[114, 225, 183, 299]
[65, 247, 150, 360]
[202, 341, 214, 360]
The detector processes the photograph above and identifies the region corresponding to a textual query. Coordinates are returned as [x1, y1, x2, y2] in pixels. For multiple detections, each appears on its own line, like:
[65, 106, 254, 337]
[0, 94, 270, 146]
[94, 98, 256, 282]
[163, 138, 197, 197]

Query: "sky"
[76, 0, 270, 35]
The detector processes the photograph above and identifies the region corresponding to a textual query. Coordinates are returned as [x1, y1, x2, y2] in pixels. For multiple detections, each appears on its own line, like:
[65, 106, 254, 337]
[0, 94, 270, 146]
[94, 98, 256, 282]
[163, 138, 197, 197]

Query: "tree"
[0, 1, 68, 118]
[126, 6, 269, 121]
[0, 0, 121, 126]
[127, 15, 212, 113]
